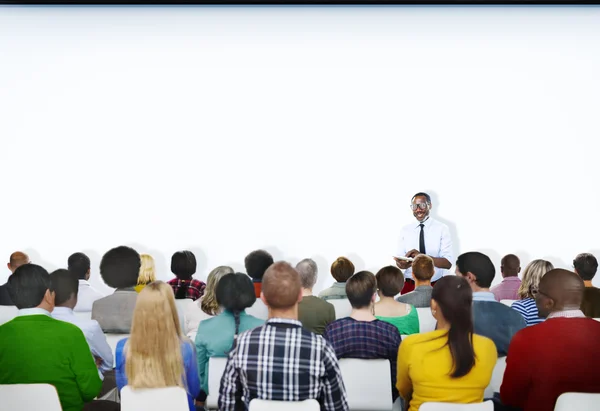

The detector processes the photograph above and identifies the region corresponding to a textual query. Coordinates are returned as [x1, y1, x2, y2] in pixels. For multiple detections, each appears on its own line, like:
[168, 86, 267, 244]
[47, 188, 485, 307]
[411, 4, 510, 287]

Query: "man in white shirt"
[68, 252, 104, 312]
[395, 192, 453, 294]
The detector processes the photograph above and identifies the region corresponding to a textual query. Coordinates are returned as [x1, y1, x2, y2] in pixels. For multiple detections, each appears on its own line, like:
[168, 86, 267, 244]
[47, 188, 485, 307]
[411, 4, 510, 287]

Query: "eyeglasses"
[410, 203, 429, 211]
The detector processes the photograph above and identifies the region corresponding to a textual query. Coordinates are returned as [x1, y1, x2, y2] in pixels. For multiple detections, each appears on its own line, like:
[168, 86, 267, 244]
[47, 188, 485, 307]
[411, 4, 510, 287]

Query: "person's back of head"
[500, 254, 520, 278]
[412, 254, 435, 284]
[201, 265, 234, 315]
[67, 252, 91, 281]
[573, 253, 598, 283]
[245, 250, 274, 282]
[8, 251, 30, 274]
[50, 269, 79, 309]
[171, 251, 197, 280]
[431, 276, 475, 378]
[345, 271, 376, 309]
[330, 257, 355, 283]
[127, 281, 183, 388]
[100, 246, 141, 289]
[138, 254, 156, 286]
[8, 263, 54, 311]
[536, 269, 585, 318]
[517, 259, 554, 299]
[216, 273, 257, 350]
[455, 252, 495, 291]
[296, 258, 318, 291]
[261, 261, 302, 313]
[375, 266, 404, 298]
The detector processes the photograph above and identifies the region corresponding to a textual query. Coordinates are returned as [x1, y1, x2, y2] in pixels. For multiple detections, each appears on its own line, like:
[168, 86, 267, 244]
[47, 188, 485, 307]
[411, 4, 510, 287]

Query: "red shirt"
[167, 278, 206, 301]
[501, 317, 600, 411]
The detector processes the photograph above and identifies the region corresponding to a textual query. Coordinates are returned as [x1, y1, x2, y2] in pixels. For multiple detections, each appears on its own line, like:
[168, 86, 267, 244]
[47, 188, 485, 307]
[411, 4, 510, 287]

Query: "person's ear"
[86, 269, 90, 281]
[371, 292, 377, 303]
[44, 289, 55, 309]
[466, 272, 477, 285]
[260, 291, 268, 306]
[297, 288, 303, 303]
[6, 263, 11, 272]
[431, 299, 439, 318]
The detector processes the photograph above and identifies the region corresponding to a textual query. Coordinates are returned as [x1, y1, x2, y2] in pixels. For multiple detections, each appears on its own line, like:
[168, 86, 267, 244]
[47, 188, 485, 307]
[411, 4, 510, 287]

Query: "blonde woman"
[115, 281, 200, 411]
[134, 254, 156, 293]
[511, 259, 554, 326]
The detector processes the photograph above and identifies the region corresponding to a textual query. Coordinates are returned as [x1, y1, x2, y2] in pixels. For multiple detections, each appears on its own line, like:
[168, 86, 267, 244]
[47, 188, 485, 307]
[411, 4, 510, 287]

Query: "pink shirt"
[491, 277, 522, 301]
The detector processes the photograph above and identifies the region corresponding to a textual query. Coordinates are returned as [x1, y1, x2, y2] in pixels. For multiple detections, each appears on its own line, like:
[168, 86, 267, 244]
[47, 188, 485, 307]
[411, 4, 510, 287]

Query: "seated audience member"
[396, 276, 497, 411]
[511, 259, 554, 326]
[218, 261, 349, 411]
[116, 281, 200, 411]
[244, 249, 274, 297]
[0, 264, 118, 411]
[500, 269, 600, 411]
[185, 265, 234, 338]
[195, 273, 264, 398]
[455, 252, 525, 357]
[324, 271, 401, 401]
[396, 254, 434, 308]
[0, 251, 30, 305]
[297, 258, 335, 334]
[573, 253, 600, 318]
[168, 250, 206, 301]
[318, 257, 355, 301]
[375, 266, 419, 335]
[50, 269, 114, 391]
[490, 254, 522, 301]
[134, 253, 156, 293]
[92, 246, 141, 333]
[69, 252, 105, 312]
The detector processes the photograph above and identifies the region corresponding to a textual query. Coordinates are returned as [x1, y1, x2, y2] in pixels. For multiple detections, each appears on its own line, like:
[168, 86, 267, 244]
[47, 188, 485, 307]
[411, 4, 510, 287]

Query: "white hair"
[296, 258, 318, 289]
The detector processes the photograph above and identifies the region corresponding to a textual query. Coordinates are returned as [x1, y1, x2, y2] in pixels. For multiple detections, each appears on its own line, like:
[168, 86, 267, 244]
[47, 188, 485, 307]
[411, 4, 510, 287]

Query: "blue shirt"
[512, 297, 545, 326]
[115, 338, 200, 411]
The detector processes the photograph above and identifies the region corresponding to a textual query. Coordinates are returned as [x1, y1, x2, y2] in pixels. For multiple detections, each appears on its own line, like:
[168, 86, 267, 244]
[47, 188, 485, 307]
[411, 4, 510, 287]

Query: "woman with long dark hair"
[396, 276, 497, 410]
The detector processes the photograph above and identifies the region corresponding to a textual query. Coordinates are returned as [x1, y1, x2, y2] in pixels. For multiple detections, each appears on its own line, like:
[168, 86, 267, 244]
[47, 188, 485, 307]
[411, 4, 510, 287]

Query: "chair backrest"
[329, 299, 353, 319]
[338, 358, 392, 411]
[121, 385, 188, 411]
[416, 307, 436, 332]
[175, 299, 195, 333]
[554, 392, 600, 411]
[206, 357, 229, 408]
[74, 311, 92, 321]
[500, 300, 516, 307]
[484, 356, 507, 398]
[0, 383, 62, 411]
[0, 305, 18, 325]
[105, 334, 130, 367]
[420, 400, 494, 410]
[249, 399, 320, 411]
[246, 299, 269, 321]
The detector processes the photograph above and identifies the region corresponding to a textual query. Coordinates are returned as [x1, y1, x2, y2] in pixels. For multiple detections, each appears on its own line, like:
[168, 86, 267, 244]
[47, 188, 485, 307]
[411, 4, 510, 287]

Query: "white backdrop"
[1, 6, 599, 294]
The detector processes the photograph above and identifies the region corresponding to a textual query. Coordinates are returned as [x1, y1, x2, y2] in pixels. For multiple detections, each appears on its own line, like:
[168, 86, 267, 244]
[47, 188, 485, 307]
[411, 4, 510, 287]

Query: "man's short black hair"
[456, 252, 496, 288]
[244, 250, 274, 282]
[50, 269, 79, 306]
[171, 251, 197, 280]
[574, 253, 598, 281]
[7, 264, 51, 309]
[216, 273, 257, 311]
[99, 246, 141, 289]
[67, 252, 91, 280]
[411, 192, 431, 203]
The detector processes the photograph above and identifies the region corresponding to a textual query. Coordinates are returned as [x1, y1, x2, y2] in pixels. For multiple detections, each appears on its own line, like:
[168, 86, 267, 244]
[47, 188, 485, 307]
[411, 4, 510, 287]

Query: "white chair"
[249, 399, 320, 411]
[74, 311, 92, 320]
[121, 385, 188, 411]
[105, 333, 129, 367]
[594, 318, 600, 322]
[500, 300, 516, 307]
[416, 307, 437, 332]
[206, 357, 228, 409]
[420, 400, 494, 410]
[329, 299, 352, 319]
[554, 392, 600, 411]
[246, 299, 269, 321]
[484, 356, 507, 398]
[0, 305, 18, 325]
[0, 383, 62, 411]
[175, 299, 195, 333]
[338, 358, 392, 411]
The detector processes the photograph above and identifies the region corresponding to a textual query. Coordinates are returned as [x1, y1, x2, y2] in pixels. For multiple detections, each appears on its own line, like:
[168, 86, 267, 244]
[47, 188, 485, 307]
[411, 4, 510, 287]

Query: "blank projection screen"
[0, 6, 599, 294]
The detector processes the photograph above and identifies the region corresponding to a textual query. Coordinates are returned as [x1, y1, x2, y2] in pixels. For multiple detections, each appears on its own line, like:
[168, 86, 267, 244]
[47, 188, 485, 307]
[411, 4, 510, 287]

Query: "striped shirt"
[218, 318, 349, 411]
[511, 298, 545, 326]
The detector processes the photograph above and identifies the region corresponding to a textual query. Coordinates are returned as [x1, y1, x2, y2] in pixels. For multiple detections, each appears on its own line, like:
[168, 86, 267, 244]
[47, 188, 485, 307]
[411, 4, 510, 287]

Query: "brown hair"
[262, 261, 301, 309]
[375, 266, 404, 297]
[345, 271, 376, 309]
[412, 255, 435, 282]
[9, 252, 30, 271]
[331, 257, 355, 283]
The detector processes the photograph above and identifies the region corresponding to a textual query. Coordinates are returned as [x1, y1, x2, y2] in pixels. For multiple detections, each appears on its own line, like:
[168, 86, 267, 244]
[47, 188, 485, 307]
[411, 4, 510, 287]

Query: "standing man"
[395, 192, 453, 295]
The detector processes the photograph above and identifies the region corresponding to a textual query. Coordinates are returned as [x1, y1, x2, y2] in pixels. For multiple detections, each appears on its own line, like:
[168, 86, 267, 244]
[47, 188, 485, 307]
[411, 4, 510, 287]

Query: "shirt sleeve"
[195, 325, 209, 393]
[183, 341, 201, 399]
[89, 321, 114, 373]
[115, 339, 128, 391]
[438, 224, 453, 262]
[218, 348, 241, 411]
[321, 342, 349, 411]
[396, 337, 412, 400]
[69, 327, 103, 402]
[500, 330, 532, 408]
[511, 301, 529, 324]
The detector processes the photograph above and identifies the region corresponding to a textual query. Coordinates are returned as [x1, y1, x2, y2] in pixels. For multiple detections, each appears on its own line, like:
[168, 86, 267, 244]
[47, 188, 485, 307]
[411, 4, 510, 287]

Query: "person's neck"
[436, 317, 451, 330]
[584, 280, 594, 287]
[502, 274, 518, 280]
[377, 295, 396, 304]
[414, 279, 432, 288]
[472, 285, 490, 294]
[268, 306, 298, 321]
[302, 288, 313, 297]
[350, 306, 375, 321]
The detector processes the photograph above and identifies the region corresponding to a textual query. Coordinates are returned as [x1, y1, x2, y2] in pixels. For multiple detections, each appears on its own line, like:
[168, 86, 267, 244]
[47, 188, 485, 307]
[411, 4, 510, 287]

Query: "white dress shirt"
[397, 217, 453, 282]
[74, 280, 105, 312]
[51, 306, 114, 375]
[18, 307, 51, 317]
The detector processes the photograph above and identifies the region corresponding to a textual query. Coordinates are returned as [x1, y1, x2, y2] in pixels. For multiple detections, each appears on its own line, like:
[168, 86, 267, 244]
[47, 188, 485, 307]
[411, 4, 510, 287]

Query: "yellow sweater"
[396, 329, 497, 411]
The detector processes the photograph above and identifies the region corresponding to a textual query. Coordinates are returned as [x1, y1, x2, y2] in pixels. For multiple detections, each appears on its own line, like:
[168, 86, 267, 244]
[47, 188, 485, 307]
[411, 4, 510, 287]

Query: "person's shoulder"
[429, 218, 450, 229]
[472, 334, 498, 361]
[245, 314, 266, 327]
[167, 278, 178, 285]
[191, 279, 206, 287]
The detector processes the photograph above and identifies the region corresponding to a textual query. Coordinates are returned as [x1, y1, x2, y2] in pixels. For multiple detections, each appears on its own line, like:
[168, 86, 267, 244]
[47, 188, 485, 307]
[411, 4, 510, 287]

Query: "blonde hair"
[517, 259, 554, 299]
[201, 266, 234, 316]
[126, 281, 184, 389]
[137, 254, 157, 286]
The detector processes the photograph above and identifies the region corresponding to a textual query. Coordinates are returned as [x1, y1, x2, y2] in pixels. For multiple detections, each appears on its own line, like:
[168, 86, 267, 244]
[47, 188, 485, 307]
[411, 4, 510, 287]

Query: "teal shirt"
[195, 310, 264, 393]
[0, 314, 102, 411]
[376, 304, 420, 335]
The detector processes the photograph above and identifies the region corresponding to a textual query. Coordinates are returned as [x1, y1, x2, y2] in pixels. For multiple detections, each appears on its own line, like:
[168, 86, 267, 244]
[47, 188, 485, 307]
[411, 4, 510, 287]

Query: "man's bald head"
[261, 261, 302, 310]
[536, 268, 584, 318]
[8, 252, 30, 273]
[500, 254, 520, 278]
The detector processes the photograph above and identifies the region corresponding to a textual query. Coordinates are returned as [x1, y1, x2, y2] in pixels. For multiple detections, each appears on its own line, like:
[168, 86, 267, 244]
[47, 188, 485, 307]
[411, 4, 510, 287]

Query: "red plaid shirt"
[167, 278, 206, 301]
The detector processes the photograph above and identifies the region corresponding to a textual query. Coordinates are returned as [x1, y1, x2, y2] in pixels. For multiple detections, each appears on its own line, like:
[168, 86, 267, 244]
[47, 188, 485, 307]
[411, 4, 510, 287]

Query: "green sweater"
[0, 314, 102, 411]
